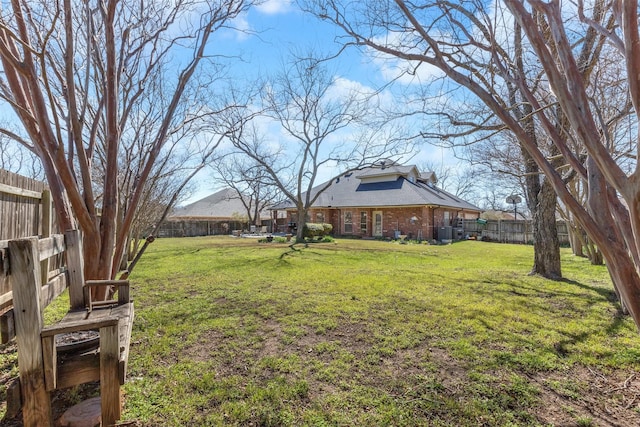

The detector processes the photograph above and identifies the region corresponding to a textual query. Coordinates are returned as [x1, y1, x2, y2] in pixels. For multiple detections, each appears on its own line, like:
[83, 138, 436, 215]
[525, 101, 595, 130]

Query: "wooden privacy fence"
[0, 169, 53, 241]
[461, 219, 570, 245]
[1, 170, 54, 332]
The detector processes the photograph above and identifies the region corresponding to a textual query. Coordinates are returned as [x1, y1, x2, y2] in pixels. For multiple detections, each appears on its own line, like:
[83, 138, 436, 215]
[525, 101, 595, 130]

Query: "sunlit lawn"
[3, 237, 638, 425]
[105, 236, 640, 426]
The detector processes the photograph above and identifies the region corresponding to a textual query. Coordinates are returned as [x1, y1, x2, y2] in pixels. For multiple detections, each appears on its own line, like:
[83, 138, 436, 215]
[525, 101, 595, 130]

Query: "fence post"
[65, 230, 86, 310]
[9, 237, 53, 427]
[40, 190, 52, 286]
[100, 321, 121, 425]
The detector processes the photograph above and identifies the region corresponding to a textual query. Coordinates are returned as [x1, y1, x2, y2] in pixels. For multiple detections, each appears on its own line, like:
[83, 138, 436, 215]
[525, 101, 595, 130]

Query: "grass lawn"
[3, 237, 640, 426]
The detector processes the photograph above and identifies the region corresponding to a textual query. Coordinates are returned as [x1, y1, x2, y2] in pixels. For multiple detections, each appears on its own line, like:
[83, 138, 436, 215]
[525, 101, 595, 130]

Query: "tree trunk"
[530, 178, 562, 278]
[568, 224, 584, 257]
[295, 208, 307, 242]
[520, 139, 562, 279]
[513, 31, 563, 280]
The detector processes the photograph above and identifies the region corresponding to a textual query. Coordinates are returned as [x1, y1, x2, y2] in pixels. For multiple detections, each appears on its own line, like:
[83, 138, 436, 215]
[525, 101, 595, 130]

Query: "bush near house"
[302, 222, 333, 239]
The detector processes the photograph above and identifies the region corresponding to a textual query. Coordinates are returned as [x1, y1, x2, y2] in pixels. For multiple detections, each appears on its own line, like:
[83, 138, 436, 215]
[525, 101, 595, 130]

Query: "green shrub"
[322, 223, 333, 235]
[302, 223, 333, 239]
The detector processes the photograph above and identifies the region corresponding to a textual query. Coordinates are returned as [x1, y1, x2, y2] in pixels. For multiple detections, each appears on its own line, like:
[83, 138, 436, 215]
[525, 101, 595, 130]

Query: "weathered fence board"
[462, 219, 570, 245]
[0, 169, 51, 240]
[0, 169, 56, 314]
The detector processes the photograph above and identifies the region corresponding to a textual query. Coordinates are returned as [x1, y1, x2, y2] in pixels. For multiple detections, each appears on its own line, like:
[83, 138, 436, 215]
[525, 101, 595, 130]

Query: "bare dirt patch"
[529, 367, 640, 426]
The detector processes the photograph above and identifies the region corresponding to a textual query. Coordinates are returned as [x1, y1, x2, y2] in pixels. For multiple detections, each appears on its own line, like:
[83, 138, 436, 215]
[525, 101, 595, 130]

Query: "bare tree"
[225, 53, 413, 241]
[309, 0, 640, 327]
[211, 155, 282, 228]
[420, 161, 483, 201]
[0, 132, 43, 179]
[0, 0, 252, 297]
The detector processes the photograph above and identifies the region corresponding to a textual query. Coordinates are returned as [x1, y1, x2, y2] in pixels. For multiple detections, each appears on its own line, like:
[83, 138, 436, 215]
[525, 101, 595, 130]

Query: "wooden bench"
[3, 230, 134, 427]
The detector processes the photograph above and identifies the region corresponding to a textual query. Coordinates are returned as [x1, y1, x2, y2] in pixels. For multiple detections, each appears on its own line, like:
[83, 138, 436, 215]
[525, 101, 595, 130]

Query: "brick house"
[273, 163, 481, 240]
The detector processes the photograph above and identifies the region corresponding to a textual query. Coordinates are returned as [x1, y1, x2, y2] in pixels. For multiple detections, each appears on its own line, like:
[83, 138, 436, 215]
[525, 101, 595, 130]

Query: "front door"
[373, 211, 383, 237]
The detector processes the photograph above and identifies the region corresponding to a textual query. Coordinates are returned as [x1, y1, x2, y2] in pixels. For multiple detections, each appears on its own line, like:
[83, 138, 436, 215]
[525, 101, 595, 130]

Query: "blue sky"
[183, 0, 452, 203]
[220, 0, 377, 83]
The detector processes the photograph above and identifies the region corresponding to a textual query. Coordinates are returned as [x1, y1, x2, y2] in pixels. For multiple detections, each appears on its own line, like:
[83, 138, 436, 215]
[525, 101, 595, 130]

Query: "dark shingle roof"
[277, 166, 480, 212]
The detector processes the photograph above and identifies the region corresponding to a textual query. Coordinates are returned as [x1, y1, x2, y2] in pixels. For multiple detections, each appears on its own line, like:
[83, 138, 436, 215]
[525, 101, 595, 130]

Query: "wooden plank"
[41, 316, 119, 337]
[58, 309, 90, 323]
[118, 303, 134, 383]
[118, 282, 130, 305]
[42, 336, 57, 391]
[38, 234, 65, 261]
[85, 280, 130, 286]
[89, 300, 119, 308]
[40, 273, 67, 309]
[5, 378, 22, 419]
[0, 182, 42, 199]
[40, 190, 52, 236]
[9, 237, 53, 427]
[0, 247, 9, 299]
[65, 230, 85, 309]
[40, 190, 52, 287]
[47, 266, 67, 280]
[0, 290, 12, 307]
[100, 322, 121, 426]
[1, 308, 15, 343]
[54, 352, 100, 389]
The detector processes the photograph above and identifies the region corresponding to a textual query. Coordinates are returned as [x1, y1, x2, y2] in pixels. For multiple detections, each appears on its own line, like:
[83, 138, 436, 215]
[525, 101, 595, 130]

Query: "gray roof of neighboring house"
[274, 166, 481, 212]
[169, 188, 270, 220]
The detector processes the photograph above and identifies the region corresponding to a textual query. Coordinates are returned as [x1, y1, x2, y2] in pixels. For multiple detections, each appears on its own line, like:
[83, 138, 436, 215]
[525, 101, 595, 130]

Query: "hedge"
[302, 223, 333, 238]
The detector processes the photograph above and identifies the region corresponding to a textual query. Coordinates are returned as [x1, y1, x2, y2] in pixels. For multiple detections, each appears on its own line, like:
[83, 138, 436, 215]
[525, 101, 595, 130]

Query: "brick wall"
[292, 206, 480, 240]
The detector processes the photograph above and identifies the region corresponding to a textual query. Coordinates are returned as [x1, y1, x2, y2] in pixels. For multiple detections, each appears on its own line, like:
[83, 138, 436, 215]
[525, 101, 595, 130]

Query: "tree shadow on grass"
[278, 243, 303, 260]
[558, 277, 619, 304]
[478, 276, 618, 309]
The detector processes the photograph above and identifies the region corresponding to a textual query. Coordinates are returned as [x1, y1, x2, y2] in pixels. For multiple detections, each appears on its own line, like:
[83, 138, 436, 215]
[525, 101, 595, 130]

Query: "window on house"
[344, 211, 353, 233]
[360, 212, 367, 233]
[316, 212, 324, 223]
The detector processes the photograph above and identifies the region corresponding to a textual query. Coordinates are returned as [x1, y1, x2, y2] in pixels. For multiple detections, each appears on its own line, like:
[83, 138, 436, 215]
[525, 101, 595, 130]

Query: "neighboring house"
[272, 162, 482, 240]
[159, 188, 274, 237]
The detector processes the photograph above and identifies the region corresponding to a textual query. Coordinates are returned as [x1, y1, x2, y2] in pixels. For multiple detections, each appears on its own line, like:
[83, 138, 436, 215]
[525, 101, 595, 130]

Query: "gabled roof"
[169, 188, 270, 221]
[276, 165, 480, 212]
[419, 171, 437, 184]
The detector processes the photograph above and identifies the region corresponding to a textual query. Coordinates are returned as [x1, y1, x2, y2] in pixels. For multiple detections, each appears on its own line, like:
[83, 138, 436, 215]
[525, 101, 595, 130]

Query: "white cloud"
[224, 13, 252, 41]
[327, 76, 376, 100]
[367, 30, 445, 86]
[256, 0, 293, 15]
